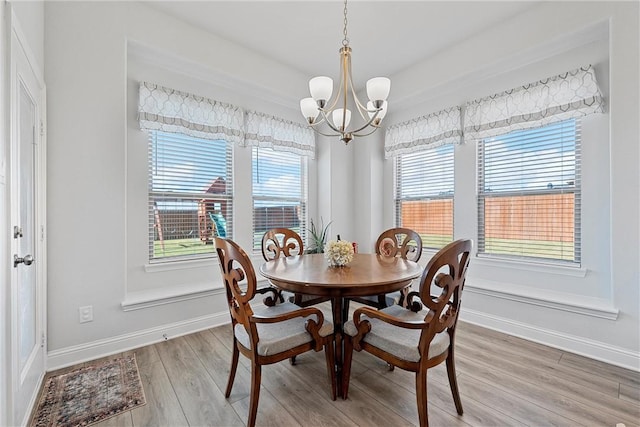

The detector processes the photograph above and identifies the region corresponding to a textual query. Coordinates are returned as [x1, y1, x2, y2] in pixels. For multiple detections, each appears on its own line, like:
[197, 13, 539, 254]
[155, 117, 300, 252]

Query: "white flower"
[324, 240, 354, 267]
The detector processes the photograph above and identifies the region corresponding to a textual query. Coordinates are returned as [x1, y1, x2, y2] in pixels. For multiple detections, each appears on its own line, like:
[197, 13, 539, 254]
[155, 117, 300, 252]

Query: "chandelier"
[299, 0, 390, 145]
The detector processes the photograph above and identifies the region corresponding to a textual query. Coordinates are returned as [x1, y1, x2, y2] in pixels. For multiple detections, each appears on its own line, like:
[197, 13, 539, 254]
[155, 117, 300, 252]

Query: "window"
[252, 147, 307, 251]
[477, 119, 580, 264]
[395, 145, 454, 249]
[148, 130, 233, 261]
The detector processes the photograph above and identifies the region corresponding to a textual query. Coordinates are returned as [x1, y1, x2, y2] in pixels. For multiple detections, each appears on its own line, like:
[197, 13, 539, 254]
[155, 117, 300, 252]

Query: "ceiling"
[148, 1, 538, 85]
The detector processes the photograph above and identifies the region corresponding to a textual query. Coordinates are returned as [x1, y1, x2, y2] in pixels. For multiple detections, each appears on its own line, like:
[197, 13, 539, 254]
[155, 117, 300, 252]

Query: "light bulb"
[309, 76, 333, 104]
[332, 108, 351, 129]
[366, 77, 391, 105]
[300, 98, 319, 122]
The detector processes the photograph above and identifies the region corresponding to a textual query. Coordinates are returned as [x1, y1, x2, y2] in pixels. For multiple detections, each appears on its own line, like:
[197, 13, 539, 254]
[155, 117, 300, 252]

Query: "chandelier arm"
[318, 108, 344, 134]
[347, 109, 382, 135]
[351, 125, 382, 138]
[346, 60, 370, 120]
[310, 126, 342, 138]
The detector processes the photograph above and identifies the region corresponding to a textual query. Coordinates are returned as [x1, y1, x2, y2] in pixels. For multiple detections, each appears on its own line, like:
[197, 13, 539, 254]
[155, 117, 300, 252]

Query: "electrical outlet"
[79, 305, 93, 323]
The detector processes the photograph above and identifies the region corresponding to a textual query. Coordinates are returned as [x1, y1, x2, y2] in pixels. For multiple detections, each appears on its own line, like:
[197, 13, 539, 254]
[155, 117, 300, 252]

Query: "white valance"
[464, 65, 605, 141]
[138, 82, 244, 145]
[241, 110, 316, 158]
[384, 107, 462, 159]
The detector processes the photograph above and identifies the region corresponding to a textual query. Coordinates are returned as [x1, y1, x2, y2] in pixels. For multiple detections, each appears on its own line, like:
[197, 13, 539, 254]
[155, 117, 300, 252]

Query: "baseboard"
[460, 308, 640, 372]
[20, 371, 45, 427]
[47, 311, 230, 371]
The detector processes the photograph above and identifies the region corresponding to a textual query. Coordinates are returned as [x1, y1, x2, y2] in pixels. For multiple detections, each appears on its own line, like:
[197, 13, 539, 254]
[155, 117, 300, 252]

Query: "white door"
[9, 19, 46, 426]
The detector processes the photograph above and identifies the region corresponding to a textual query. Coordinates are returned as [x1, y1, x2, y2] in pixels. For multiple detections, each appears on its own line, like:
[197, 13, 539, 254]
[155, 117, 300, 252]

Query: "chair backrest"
[417, 239, 472, 356]
[375, 227, 423, 262]
[214, 237, 258, 339]
[261, 228, 304, 261]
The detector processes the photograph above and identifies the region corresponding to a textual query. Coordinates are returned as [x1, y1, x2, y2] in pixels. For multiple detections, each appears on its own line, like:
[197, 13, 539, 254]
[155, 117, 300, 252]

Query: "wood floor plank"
[558, 351, 640, 388]
[93, 411, 133, 427]
[155, 337, 243, 426]
[286, 348, 417, 426]
[351, 370, 472, 426]
[457, 330, 622, 398]
[184, 330, 252, 403]
[130, 358, 188, 427]
[457, 355, 639, 426]
[456, 339, 640, 424]
[259, 358, 360, 426]
[231, 387, 302, 427]
[31, 316, 640, 427]
[455, 373, 578, 426]
[620, 382, 640, 405]
[363, 364, 526, 427]
[458, 322, 564, 363]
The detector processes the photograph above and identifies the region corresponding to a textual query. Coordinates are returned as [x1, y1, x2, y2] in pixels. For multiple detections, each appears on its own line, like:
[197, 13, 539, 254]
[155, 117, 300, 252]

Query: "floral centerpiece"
[324, 239, 355, 267]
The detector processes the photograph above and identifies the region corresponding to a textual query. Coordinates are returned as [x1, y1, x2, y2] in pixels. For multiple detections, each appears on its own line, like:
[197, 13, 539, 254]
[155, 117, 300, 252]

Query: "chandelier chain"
[342, 0, 349, 47]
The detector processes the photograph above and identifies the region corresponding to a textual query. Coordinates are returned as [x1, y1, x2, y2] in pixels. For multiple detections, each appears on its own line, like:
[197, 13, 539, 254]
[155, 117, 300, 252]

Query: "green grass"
[418, 234, 575, 262]
[153, 235, 575, 262]
[153, 238, 215, 259]
[484, 237, 575, 261]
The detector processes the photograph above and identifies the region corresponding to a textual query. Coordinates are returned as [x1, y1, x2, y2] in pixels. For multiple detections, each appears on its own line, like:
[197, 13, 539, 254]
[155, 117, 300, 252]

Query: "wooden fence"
[401, 193, 575, 242]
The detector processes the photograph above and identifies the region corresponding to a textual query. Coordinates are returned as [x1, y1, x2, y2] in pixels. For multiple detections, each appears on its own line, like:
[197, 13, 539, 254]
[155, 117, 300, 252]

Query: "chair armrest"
[351, 306, 427, 351]
[250, 307, 328, 351]
[354, 307, 427, 330]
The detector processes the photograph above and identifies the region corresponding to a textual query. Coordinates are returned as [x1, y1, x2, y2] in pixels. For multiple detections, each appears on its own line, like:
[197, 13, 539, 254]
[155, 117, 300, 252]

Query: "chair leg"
[342, 336, 354, 399]
[446, 348, 464, 415]
[324, 339, 337, 400]
[416, 368, 429, 427]
[225, 339, 239, 398]
[247, 363, 262, 427]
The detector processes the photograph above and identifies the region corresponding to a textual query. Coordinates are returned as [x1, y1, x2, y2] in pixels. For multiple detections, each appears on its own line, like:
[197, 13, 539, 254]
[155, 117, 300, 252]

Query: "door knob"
[14, 254, 34, 267]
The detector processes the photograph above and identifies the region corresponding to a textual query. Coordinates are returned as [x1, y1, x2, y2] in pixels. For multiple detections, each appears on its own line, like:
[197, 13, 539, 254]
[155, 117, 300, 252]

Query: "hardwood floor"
[44, 305, 640, 427]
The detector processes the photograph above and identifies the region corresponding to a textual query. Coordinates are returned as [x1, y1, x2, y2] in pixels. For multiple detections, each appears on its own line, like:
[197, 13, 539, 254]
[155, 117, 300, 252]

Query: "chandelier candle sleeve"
[299, 0, 390, 145]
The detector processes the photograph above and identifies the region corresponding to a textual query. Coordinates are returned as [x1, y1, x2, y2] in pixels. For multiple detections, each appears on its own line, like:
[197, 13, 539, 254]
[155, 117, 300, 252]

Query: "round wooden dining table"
[259, 252, 423, 397]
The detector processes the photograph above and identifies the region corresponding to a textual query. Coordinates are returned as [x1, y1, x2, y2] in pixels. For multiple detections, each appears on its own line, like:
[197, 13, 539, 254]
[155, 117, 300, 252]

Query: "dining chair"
[342, 239, 473, 427]
[214, 237, 337, 427]
[350, 227, 423, 309]
[261, 228, 330, 307]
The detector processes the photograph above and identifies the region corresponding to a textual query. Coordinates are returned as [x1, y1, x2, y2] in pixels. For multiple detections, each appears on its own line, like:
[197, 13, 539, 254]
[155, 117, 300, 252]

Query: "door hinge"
[40, 120, 44, 136]
[41, 225, 45, 241]
[41, 332, 46, 348]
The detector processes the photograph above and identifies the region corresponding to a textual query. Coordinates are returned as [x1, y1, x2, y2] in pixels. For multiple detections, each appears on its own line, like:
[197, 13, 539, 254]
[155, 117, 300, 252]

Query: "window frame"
[147, 130, 234, 263]
[476, 118, 582, 266]
[394, 144, 455, 250]
[251, 146, 308, 252]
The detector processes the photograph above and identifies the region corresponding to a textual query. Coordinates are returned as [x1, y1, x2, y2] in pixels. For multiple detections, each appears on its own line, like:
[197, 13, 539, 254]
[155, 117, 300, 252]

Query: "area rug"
[31, 354, 146, 427]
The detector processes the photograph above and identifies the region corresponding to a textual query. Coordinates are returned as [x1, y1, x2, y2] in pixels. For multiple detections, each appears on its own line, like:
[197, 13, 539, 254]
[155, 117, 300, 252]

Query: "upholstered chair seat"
[235, 302, 334, 356]
[214, 237, 336, 427]
[344, 305, 448, 362]
[342, 239, 473, 427]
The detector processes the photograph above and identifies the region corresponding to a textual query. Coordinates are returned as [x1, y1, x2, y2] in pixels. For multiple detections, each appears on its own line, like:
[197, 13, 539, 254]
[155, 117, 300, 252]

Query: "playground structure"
[152, 177, 230, 249]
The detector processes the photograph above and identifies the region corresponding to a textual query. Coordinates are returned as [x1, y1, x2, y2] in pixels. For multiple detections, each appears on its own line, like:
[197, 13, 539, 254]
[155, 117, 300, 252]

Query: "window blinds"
[395, 145, 455, 249]
[148, 131, 233, 261]
[477, 119, 580, 264]
[252, 147, 307, 251]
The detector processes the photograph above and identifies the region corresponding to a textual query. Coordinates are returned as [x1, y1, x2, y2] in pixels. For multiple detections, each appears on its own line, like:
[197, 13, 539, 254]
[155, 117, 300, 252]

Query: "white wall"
[44, 1, 315, 367]
[43, 0, 638, 370]
[0, 3, 8, 423]
[2, 1, 45, 422]
[353, 1, 638, 368]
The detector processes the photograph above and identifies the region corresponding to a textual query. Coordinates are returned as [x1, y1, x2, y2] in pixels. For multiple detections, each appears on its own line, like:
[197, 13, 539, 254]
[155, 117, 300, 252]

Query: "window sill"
[465, 278, 618, 320]
[472, 255, 587, 278]
[144, 256, 215, 273]
[121, 282, 225, 311]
